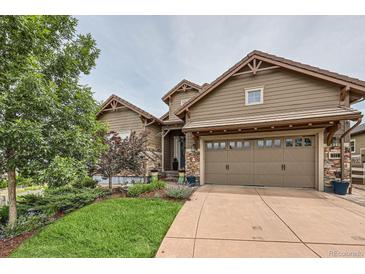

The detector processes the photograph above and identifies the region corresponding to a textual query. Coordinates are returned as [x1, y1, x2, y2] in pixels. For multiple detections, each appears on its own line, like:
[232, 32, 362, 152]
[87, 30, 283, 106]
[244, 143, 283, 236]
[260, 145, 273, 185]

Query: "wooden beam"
[339, 85, 350, 104]
[232, 66, 280, 77]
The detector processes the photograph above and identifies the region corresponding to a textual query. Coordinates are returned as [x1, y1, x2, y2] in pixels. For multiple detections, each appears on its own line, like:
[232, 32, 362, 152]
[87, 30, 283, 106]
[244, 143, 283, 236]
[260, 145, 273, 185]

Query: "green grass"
[11, 198, 182, 258]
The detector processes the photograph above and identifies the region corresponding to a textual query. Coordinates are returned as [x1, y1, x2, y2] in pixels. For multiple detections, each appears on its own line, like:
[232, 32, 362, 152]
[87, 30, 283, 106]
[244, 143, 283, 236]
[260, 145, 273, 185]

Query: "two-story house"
[97, 50, 365, 191]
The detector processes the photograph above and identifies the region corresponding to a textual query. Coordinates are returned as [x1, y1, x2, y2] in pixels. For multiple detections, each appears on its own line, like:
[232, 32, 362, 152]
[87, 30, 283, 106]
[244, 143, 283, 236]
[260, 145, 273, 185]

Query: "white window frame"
[245, 87, 264, 106]
[119, 129, 131, 139]
[180, 98, 190, 106]
[350, 139, 356, 153]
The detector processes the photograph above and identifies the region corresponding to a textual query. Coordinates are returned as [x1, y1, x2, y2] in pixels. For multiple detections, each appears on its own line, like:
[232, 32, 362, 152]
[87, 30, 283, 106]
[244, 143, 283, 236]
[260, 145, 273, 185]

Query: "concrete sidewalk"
[156, 185, 365, 258]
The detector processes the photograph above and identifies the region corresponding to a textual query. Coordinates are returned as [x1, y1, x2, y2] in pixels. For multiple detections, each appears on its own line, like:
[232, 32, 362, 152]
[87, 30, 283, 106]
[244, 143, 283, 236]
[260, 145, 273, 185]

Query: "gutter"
[340, 117, 362, 194]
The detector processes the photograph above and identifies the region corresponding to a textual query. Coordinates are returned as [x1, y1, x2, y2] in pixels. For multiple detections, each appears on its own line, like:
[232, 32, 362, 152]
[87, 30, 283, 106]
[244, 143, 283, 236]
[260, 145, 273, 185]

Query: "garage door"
[205, 136, 315, 188]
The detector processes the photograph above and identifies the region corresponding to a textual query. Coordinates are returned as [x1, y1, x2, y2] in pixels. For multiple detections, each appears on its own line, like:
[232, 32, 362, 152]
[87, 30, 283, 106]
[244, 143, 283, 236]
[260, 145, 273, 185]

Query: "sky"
[76, 16, 365, 118]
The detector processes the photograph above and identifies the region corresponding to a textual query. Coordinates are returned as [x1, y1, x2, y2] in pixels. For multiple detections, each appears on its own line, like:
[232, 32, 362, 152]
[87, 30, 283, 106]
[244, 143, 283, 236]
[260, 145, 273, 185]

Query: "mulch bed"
[0, 230, 37, 258]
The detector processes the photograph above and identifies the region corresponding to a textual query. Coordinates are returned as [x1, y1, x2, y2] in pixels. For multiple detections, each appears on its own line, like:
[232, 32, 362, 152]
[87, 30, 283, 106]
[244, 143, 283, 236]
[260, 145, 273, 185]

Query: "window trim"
[119, 129, 131, 139]
[350, 139, 356, 153]
[245, 87, 264, 106]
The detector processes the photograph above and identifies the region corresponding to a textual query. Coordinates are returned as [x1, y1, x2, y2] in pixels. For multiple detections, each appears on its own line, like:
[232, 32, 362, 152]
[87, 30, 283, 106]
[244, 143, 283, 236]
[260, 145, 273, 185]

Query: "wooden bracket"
[339, 86, 350, 103]
[326, 122, 340, 146]
[110, 100, 118, 111]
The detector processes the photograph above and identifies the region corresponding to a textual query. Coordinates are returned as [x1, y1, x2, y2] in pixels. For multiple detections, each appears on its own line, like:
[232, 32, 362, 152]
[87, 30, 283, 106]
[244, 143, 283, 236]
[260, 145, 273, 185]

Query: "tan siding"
[169, 90, 199, 121]
[98, 107, 144, 133]
[146, 124, 162, 150]
[352, 133, 365, 155]
[189, 68, 341, 122]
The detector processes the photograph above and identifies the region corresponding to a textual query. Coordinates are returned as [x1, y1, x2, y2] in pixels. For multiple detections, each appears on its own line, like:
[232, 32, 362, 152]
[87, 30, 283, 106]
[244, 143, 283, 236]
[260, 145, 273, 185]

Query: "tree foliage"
[97, 131, 149, 189]
[0, 16, 105, 224]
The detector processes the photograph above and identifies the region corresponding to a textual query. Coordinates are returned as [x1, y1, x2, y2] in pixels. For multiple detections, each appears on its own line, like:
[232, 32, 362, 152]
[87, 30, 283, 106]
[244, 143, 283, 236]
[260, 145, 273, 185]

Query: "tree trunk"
[108, 175, 112, 191]
[7, 168, 17, 226]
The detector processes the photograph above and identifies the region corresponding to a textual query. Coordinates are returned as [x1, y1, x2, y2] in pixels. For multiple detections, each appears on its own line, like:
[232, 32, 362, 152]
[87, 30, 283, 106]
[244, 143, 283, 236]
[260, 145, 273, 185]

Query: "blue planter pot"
[332, 181, 349, 195]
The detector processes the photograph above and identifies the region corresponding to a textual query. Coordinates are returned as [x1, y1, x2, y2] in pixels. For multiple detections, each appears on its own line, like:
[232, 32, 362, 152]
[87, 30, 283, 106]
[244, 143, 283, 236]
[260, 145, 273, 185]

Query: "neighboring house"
[97, 50, 365, 191]
[350, 124, 365, 166]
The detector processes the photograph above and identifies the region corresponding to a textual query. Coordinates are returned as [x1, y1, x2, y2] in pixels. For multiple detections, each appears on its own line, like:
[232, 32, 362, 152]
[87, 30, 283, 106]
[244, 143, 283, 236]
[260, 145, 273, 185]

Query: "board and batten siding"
[169, 90, 199, 121]
[188, 68, 343, 122]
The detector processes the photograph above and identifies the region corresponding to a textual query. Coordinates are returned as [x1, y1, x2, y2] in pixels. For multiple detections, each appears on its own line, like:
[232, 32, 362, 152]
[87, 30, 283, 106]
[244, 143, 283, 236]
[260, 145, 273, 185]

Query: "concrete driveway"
[156, 185, 365, 258]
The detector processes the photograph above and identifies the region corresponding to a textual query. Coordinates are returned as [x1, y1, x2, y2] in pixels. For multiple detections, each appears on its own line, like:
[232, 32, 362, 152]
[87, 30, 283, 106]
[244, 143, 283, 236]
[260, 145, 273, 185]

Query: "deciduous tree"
[0, 16, 105, 225]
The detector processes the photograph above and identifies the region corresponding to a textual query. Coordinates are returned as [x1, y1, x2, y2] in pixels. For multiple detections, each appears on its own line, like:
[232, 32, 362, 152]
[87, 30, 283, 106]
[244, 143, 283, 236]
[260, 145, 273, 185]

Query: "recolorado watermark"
[329, 250, 363, 257]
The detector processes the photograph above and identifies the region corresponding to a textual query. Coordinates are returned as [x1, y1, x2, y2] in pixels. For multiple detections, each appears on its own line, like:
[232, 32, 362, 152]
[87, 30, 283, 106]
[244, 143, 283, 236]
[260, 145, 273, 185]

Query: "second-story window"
[245, 87, 264, 106]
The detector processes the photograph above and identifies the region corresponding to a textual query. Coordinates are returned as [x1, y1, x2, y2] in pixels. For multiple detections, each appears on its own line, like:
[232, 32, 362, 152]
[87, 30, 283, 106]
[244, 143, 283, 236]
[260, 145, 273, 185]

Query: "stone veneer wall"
[324, 144, 351, 187]
[185, 148, 200, 181]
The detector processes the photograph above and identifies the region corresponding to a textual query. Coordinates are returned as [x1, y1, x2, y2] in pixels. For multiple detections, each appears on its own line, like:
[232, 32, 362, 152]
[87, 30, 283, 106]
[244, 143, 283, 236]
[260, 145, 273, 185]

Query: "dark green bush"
[0, 213, 48, 239]
[127, 181, 166, 197]
[17, 186, 110, 216]
[72, 176, 97, 189]
[0, 206, 9, 225]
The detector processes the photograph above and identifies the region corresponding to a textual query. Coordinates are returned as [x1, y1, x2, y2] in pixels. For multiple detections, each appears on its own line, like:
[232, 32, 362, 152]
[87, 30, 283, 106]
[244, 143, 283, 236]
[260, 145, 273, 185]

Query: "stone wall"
[324, 142, 351, 187]
[185, 148, 200, 181]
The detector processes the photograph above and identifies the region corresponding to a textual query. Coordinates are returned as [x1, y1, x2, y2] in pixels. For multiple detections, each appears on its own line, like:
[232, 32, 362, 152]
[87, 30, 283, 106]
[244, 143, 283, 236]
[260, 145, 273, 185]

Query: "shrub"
[165, 185, 193, 199]
[72, 176, 97, 189]
[0, 206, 9, 225]
[0, 213, 49, 239]
[127, 180, 166, 197]
[17, 186, 110, 216]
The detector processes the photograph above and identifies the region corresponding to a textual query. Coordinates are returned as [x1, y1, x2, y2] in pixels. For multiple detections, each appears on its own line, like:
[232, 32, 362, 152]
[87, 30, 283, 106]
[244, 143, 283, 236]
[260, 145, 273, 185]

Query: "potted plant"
[178, 169, 185, 184]
[150, 169, 159, 182]
[187, 176, 197, 187]
[172, 158, 179, 171]
[332, 180, 350, 195]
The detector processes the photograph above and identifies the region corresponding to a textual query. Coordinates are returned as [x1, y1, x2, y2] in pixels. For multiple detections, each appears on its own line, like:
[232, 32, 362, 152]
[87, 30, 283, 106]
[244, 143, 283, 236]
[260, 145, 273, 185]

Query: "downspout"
[340, 118, 362, 194]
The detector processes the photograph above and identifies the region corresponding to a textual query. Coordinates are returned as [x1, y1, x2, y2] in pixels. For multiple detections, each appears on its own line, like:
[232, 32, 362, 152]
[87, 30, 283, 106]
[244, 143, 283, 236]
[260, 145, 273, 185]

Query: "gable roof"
[97, 94, 162, 124]
[160, 111, 169, 121]
[161, 79, 202, 104]
[175, 50, 365, 118]
[351, 123, 365, 136]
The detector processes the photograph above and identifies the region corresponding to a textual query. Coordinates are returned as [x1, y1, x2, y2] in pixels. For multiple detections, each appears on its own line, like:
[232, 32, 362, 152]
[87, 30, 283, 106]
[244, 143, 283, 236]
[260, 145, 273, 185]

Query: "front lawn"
[11, 198, 182, 257]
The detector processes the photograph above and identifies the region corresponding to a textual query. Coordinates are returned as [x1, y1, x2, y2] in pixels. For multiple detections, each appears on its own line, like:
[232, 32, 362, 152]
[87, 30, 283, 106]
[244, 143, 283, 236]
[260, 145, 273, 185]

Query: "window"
[119, 129, 131, 139]
[304, 137, 312, 147]
[329, 152, 341, 159]
[209, 142, 226, 150]
[180, 98, 190, 106]
[273, 139, 281, 147]
[285, 138, 293, 147]
[257, 140, 264, 148]
[229, 141, 243, 149]
[350, 139, 356, 153]
[265, 139, 272, 148]
[245, 87, 263, 105]
[243, 141, 251, 148]
[295, 137, 302, 147]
